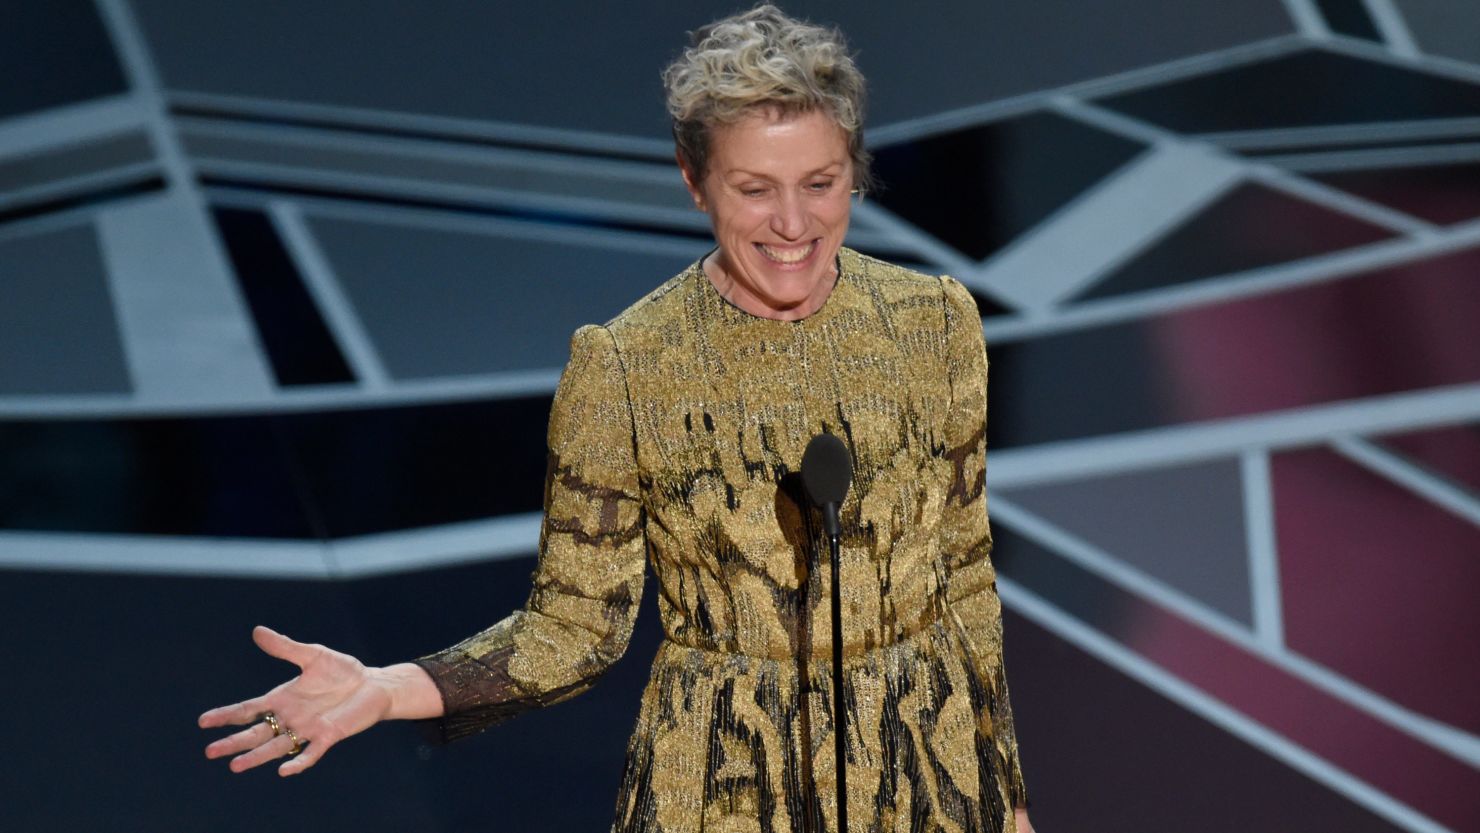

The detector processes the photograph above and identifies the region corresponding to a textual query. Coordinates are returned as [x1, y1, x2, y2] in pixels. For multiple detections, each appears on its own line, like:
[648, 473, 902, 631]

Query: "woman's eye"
[741, 187, 769, 198]
[807, 181, 835, 193]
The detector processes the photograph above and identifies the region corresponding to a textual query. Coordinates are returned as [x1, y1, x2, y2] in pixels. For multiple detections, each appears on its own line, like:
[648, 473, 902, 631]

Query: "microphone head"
[801, 433, 853, 507]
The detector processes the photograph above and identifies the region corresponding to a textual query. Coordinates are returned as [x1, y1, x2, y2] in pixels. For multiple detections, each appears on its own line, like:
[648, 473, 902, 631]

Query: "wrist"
[371, 662, 444, 721]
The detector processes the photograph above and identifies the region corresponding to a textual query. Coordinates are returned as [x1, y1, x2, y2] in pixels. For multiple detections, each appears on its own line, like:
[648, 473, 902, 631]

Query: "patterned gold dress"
[414, 248, 1029, 833]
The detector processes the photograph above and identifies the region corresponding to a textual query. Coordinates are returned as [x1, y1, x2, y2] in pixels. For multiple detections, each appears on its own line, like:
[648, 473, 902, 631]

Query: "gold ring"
[261, 712, 283, 736]
[284, 727, 304, 756]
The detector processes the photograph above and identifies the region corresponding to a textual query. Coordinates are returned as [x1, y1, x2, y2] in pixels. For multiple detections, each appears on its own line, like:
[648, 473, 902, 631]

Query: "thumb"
[252, 625, 314, 668]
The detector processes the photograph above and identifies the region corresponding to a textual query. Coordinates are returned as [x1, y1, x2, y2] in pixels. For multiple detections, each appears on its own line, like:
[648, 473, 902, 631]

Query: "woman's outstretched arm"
[411, 323, 646, 741]
[200, 323, 644, 772]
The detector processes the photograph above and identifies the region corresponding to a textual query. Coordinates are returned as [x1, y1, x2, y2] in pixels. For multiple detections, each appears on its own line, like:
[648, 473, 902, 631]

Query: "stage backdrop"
[1, 1, 1477, 831]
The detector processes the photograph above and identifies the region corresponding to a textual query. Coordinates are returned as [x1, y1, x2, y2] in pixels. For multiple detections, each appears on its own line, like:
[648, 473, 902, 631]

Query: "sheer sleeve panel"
[414, 324, 646, 741]
[936, 276, 1030, 809]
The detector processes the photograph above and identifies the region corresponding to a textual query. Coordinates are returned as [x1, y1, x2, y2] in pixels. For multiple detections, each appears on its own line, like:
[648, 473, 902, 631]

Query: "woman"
[200, 6, 1035, 832]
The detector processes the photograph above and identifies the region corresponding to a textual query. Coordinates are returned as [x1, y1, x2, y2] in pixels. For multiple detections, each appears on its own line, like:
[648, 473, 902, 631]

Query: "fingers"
[203, 708, 332, 775]
[198, 696, 269, 729]
[227, 722, 333, 777]
[228, 731, 298, 774]
[278, 733, 336, 777]
[204, 721, 276, 760]
[251, 625, 316, 668]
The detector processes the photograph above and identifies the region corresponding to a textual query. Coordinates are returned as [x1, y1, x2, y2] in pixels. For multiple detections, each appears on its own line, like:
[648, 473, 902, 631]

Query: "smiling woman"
[200, 5, 1036, 833]
[663, 5, 873, 322]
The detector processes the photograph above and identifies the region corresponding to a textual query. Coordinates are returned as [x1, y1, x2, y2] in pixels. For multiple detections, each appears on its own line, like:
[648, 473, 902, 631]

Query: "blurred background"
[1, 1, 1477, 831]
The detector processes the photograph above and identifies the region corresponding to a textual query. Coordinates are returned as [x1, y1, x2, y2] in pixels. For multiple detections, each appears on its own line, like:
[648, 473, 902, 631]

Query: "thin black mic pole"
[802, 434, 853, 833]
[825, 517, 847, 833]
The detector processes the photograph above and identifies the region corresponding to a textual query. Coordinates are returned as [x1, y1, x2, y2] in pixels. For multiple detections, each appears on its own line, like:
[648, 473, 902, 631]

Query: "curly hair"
[662, 4, 874, 193]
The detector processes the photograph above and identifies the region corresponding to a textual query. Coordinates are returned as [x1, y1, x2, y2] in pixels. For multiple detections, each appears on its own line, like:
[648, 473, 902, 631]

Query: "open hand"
[198, 626, 394, 777]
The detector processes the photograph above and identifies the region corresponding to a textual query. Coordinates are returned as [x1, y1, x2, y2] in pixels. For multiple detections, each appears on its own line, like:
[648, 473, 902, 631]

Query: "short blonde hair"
[662, 4, 874, 193]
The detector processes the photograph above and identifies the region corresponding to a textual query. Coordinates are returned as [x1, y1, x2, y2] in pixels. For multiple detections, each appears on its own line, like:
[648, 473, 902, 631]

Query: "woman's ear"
[677, 153, 706, 212]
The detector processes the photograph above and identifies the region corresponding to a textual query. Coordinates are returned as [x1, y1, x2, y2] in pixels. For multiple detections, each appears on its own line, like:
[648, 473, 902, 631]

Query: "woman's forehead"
[708, 110, 851, 177]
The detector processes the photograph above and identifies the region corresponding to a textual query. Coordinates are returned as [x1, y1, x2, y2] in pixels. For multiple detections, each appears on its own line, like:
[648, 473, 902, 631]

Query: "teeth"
[759, 242, 814, 264]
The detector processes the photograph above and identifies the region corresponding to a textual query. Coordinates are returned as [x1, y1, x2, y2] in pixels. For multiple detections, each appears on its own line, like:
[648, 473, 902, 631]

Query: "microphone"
[800, 432, 854, 833]
[801, 433, 853, 539]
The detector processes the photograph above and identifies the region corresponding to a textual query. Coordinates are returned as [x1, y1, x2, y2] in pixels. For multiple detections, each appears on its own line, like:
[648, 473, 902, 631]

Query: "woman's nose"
[769, 192, 807, 239]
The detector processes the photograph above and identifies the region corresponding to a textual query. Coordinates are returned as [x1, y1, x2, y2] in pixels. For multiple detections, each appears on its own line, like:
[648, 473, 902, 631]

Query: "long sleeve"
[414, 324, 646, 742]
[936, 276, 1030, 809]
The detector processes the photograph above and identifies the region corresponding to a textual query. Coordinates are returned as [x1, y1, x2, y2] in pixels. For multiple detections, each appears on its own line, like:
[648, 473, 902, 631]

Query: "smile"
[757, 241, 816, 264]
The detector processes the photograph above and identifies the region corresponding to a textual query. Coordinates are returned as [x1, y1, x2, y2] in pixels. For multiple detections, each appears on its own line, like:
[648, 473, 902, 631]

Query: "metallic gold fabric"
[415, 248, 1028, 832]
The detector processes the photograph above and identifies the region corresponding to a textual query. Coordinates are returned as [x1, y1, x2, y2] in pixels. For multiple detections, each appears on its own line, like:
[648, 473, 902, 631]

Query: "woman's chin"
[749, 255, 833, 292]
[716, 242, 842, 317]
[754, 276, 823, 305]
[754, 277, 836, 318]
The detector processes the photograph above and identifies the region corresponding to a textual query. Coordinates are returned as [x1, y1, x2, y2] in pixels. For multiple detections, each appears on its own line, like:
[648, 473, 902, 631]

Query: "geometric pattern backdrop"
[1, 2, 1476, 831]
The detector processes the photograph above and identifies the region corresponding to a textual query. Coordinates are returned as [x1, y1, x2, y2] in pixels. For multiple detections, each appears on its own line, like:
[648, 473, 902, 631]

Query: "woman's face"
[681, 108, 854, 321]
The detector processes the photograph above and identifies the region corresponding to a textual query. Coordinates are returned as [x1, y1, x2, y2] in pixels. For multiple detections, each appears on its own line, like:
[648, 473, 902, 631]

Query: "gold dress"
[415, 248, 1029, 833]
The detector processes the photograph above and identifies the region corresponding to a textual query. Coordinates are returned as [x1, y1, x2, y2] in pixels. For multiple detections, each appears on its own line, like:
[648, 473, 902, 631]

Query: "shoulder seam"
[938, 275, 957, 416]
[589, 324, 641, 474]
[844, 248, 937, 284]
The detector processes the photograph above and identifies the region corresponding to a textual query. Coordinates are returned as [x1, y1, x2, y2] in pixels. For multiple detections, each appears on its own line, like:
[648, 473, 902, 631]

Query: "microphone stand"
[823, 501, 848, 833]
[801, 433, 853, 833]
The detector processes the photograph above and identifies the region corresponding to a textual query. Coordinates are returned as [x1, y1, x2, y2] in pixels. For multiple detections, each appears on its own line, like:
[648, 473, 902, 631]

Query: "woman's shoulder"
[601, 257, 703, 336]
[840, 247, 969, 309]
[841, 247, 931, 283]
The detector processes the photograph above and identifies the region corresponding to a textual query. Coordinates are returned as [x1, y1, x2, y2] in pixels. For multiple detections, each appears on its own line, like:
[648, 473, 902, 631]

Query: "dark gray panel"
[1399, 0, 1480, 63]
[872, 112, 1147, 261]
[1239, 135, 1479, 157]
[0, 561, 664, 832]
[0, 398, 548, 537]
[1098, 49, 1480, 133]
[1074, 182, 1395, 301]
[182, 132, 690, 209]
[0, 224, 131, 394]
[1000, 458, 1253, 623]
[1315, 0, 1383, 42]
[812, 0, 1294, 128]
[0, 132, 154, 194]
[0, 416, 312, 536]
[307, 215, 703, 378]
[0, 177, 166, 227]
[0, 0, 127, 119]
[132, 1, 701, 142]
[132, 1, 1292, 141]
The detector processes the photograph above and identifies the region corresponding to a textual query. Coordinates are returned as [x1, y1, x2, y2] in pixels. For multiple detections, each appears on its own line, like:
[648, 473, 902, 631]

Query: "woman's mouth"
[756, 241, 816, 265]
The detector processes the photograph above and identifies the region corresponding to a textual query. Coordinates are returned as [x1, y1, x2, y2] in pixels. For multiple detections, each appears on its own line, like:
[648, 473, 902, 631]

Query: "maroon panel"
[1003, 612, 1407, 833]
[990, 244, 1480, 448]
[1128, 605, 1480, 832]
[1375, 422, 1480, 494]
[1272, 446, 1480, 733]
[1312, 161, 1480, 227]
[1149, 245, 1480, 424]
[996, 529, 1480, 830]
